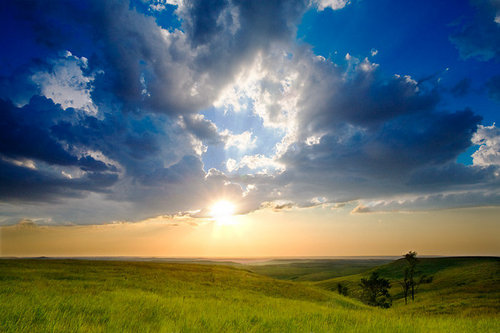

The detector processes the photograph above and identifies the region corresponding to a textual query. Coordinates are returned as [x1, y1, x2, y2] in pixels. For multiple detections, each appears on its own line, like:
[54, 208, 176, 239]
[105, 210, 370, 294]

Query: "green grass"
[315, 257, 500, 315]
[0, 258, 498, 332]
[245, 259, 393, 281]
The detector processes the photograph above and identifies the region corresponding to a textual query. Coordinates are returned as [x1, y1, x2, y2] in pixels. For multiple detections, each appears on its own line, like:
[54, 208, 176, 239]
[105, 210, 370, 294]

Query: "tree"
[399, 251, 433, 304]
[398, 267, 411, 305]
[360, 272, 392, 308]
[405, 251, 418, 302]
[337, 282, 348, 296]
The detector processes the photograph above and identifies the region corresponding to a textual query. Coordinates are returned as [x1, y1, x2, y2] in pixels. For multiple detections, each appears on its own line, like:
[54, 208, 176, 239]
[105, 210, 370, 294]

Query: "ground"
[0, 257, 498, 332]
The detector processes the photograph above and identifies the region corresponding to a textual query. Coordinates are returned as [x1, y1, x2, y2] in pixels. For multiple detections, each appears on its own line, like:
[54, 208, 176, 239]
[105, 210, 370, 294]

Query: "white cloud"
[226, 158, 237, 172]
[141, 0, 178, 12]
[305, 135, 322, 145]
[1, 155, 37, 170]
[310, 196, 328, 205]
[225, 154, 285, 174]
[472, 124, 500, 167]
[359, 57, 379, 72]
[213, 49, 302, 159]
[311, 0, 350, 11]
[222, 130, 257, 151]
[31, 51, 99, 115]
[351, 204, 372, 214]
[243, 184, 257, 197]
[354, 190, 500, 213]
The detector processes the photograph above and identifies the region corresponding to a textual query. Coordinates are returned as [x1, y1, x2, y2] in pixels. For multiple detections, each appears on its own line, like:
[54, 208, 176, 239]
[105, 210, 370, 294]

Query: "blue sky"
[0, 0, 499, 227]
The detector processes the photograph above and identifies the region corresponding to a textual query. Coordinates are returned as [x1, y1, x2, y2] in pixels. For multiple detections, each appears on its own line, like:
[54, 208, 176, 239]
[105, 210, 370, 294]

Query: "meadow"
[0, 257, 498, 332]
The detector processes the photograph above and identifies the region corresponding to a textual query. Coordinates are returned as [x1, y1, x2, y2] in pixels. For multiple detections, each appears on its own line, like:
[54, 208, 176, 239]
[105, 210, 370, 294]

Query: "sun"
[210, 200, 240, 227]
[210, 200, 235, 219]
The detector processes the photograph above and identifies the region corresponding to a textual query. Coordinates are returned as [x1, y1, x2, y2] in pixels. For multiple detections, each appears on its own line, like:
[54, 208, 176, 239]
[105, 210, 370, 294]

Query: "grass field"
[244, 259, 393, 281]
[314, 257, 500, 315]
[0, 258, 498, 332]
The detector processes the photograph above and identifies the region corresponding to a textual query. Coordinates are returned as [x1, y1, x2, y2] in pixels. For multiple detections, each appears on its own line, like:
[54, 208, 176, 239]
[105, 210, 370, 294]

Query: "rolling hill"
[314, 257, 500, 315]
[0, 258, 498, 332]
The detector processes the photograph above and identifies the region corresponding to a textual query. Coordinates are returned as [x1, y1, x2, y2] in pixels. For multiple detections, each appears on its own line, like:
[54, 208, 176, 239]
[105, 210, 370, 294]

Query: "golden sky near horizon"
[1, 205, 499, 257]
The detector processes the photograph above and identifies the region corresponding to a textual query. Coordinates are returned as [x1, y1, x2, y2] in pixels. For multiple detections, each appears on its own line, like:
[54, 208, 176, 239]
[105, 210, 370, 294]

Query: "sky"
[1, 0, 499, 257]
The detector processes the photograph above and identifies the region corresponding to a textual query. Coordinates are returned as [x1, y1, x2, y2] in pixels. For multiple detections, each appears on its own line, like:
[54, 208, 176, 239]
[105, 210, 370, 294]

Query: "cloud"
[359, 190, 500, 213]
[0, 158, 118, 203]
[472, 124, 500, 167]
[311, 0, 350, 11]
[0, 0, 498, 225]
[222, 130, 257, 151]
[223, 49, 496, 212]
[0, 97, 117, 173]
[31, 51, 99, 115]
[181, 114, 222, 144]
[449, 0, 500, 61]
[351, 204, 372, 214]
[279, 55, 479, 177]
[15, 219, 38, 228]
[226, 154, 285, 173]
[260, 200, 294, 211]
[1, 0, 309, 223]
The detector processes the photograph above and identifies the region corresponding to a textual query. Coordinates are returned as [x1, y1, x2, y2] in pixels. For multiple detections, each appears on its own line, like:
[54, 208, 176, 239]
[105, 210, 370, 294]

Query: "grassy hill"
[0, 258, 498, 332]
[315, 257, 500, 315]
[245, 259, 393, 281]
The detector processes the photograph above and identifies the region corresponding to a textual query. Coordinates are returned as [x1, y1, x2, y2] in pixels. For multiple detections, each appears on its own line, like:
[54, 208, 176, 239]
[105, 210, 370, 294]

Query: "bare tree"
[404, 251, 418, 301]
[398, 267, 411, 305]
[400, 251, 432, 304]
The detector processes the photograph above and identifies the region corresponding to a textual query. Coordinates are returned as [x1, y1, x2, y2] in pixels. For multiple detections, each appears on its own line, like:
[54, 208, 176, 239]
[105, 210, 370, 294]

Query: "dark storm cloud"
[180, 0, 230, 46]
[0, 97, 120, 201]
[181, 114, 223, 144]
[449, 0, 500, 61]
[48, 101, 188, 181]
[283, 107, 481, 179]
[0, 97, 117, 173]
[285, 58, 481, 177]
[0, 97, 79, 167]
[306, 72, 440, 131]
[0, 159, 118, 203]
[407, 163, 497, 189]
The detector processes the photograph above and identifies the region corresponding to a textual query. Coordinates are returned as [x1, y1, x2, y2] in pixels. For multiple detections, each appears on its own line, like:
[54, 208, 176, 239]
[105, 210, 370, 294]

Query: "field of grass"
[0, 258, 498, 332]
[244, 259, 393, 281]
[315, 257, 500, 315]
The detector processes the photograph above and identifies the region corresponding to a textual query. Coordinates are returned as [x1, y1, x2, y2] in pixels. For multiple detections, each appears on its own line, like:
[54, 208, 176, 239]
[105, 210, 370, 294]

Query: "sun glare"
[210, 200, 235, 219]
[210, 200, 241, 228]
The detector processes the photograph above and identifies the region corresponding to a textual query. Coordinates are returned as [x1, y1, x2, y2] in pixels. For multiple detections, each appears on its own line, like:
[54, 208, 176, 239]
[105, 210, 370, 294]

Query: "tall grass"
[314, 257, 500, 316]
[0, 259, 498, 332]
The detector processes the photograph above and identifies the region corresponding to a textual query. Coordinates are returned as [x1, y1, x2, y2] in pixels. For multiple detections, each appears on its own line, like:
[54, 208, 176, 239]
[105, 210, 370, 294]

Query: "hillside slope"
[315, 257, 500, 315]
[245, 259, 393, 281]
[0, 258, 498, 332]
